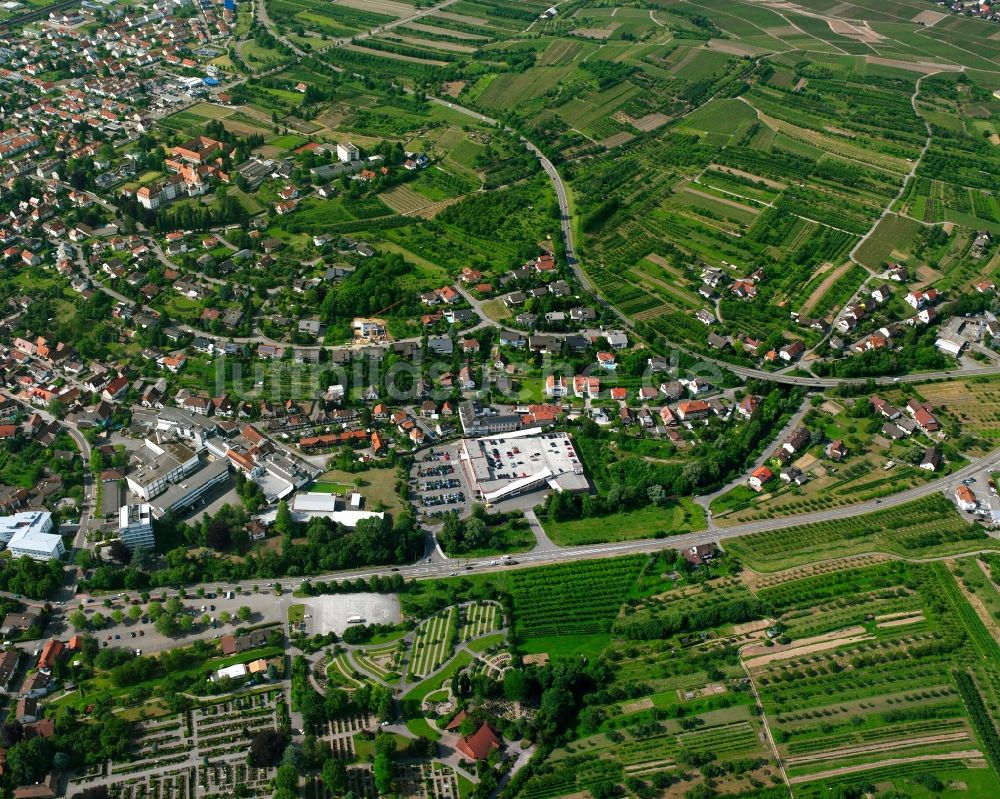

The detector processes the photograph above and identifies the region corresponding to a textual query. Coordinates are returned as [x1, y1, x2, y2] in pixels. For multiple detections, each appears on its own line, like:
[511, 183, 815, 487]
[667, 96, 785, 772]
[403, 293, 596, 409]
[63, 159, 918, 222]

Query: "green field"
[542, 499, 707, 546]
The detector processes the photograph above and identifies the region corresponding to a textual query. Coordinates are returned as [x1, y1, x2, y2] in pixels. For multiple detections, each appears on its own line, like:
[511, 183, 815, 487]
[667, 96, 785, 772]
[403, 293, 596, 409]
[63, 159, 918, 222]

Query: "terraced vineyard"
[508, 556, 646, 639]
[725, 495, 996, 572]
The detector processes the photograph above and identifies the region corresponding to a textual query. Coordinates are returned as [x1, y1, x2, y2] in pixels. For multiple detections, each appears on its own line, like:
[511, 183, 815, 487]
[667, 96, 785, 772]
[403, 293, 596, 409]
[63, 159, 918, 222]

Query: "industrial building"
[459, 429, 589, 504]
[148, 458, 231, 519]
[257, 492, 384, 529]
[126, 438, 201, 500]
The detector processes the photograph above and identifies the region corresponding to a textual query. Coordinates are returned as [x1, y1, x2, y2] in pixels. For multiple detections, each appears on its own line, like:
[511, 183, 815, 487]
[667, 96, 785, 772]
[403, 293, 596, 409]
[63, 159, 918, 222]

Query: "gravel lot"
[305, 592, 401, 635]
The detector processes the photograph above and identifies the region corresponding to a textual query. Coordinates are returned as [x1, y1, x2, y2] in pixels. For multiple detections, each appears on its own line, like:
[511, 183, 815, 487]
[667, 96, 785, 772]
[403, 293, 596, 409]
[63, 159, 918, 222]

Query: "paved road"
[67, 439, 1000, 612]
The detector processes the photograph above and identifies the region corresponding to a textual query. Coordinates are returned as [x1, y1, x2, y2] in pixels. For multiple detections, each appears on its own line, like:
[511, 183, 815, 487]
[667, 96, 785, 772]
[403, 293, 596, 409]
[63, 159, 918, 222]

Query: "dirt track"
[743, 627, 871, 668]
[788, 750, 984, 784]
[786, 730, 971, 766]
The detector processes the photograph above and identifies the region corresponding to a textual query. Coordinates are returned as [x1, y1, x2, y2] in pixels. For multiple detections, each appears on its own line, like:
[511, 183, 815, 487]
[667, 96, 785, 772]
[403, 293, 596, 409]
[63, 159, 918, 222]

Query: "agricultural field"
[741, 559, 1000, 796]
[509, 556, 646, 654]
[725, 494, 998, 573]
[918, 377, 1000, 441]
[244, 0, 1000, 372]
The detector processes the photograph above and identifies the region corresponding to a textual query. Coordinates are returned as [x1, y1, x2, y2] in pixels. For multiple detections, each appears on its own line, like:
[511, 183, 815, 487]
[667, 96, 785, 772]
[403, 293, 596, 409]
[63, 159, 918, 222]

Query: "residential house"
[956, 484, 977, 511]
[779, 341, 805, 362]
[748, 465, 773, 491]
[920, 446, 942, 472]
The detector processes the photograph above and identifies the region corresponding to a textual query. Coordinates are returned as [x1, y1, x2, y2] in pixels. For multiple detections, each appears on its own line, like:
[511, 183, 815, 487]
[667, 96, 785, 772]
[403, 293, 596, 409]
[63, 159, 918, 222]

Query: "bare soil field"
[571, 26, 618, 39]
[631, 112, 671, 132]
[801, 261, 851, 315]
[732, 619, 772, 635]
[743, 627, 871, 668]
[706, 38, 767, 56]
[913, 9, 947, 25]
[620, 698, 654, 714]
[600, 131, 635, 148]
[334, 0, 412, 17]
[442, 81, 466, 97]
[786, 731, 972, 767]
[708, 164, 787, 190]
[877, 613, 924, 629]
[865, 55, 961, 73]
[827, 18, 883, 42]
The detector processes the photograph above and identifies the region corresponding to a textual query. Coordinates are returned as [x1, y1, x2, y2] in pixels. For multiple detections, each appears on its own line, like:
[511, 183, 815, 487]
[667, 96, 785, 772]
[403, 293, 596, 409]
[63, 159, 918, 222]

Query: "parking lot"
[409, 445, 477, 521]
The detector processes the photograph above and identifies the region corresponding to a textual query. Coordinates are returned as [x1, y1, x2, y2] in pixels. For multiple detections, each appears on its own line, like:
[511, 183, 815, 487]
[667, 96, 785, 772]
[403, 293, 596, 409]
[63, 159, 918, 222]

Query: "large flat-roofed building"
[460, 429, 589, 504]
[336, 142, 359, 163]
[149, 458, 230, 518]
[257, 492, 384, 528]
[126, 439, 201, 500]
[8, 522, 64, 561]
[458, 401, 523, 437]
[0, 511, 53, 545]
[118, 504, 155, 550]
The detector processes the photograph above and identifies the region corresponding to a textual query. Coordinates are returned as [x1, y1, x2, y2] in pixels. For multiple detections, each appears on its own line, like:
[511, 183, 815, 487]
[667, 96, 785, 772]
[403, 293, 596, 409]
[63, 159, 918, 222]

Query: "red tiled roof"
[456, 724, 500, 760]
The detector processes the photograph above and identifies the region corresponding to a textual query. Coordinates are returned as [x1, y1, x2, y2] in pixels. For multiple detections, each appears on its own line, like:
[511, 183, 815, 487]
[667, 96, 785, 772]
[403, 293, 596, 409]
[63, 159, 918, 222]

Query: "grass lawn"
[519, 633, 610, 661]
[467, 632, 505, 652]
[318, 468, 401, 514]
[269, 133, 307, 150]
[405, 714, 441, 740]
[543, 499, 707, 545]
[368, 629, 408, 645]
[457, 773, 476, 799]
[310, 480, 353, 494]
[480, 298, 512, 322]
[710, 485, 758, 515]
[288, 604, 304, 624]
[403, 650, 473, 703]
[353, 733, 375, 759]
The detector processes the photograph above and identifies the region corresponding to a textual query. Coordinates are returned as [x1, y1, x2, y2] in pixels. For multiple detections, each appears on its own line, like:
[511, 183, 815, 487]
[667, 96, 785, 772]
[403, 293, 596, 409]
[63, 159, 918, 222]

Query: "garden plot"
[919, 377, 1000, 440]
[381, 184, 435, 215]
[409, 606, 457, 679]
[458, 600, 501, 640]
[353, 641, 404, 681]
[739, 558, 1000, 795]
[326, 651, 365, 691]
